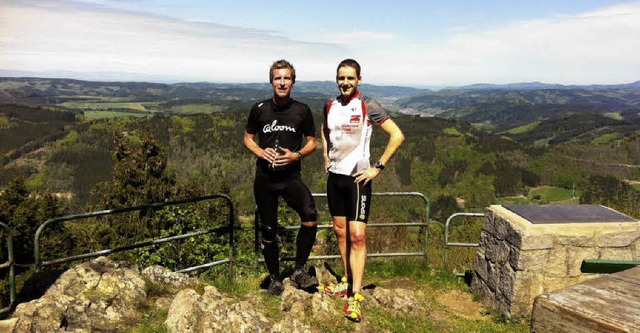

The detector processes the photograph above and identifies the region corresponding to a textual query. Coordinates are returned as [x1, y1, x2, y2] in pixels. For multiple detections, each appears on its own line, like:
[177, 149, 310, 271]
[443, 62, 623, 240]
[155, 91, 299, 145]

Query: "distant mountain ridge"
[397, 85, 640, 129]
[0, 77, 429, 105]
[2, 77, 640, 137]
[457, 81, 640, 91]
[2, 75, 638, 100]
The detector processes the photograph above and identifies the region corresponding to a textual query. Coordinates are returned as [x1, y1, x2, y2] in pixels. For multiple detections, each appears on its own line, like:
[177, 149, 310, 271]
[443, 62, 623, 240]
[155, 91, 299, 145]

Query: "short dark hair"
[269, 59, 296, 83]
[337, 58, 361, 78]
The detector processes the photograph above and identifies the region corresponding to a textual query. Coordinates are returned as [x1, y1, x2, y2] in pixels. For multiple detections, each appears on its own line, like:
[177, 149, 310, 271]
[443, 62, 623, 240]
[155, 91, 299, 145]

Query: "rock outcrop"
[0, 257, 427, 332]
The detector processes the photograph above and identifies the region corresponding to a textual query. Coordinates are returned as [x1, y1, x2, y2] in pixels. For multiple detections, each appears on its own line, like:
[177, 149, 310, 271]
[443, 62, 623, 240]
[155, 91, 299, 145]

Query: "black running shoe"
[266, 276, 284, 296]
[290, 268, 319, 289]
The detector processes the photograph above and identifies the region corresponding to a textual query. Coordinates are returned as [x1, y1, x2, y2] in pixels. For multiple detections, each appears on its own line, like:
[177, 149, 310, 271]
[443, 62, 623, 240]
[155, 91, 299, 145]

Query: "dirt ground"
[436, 289, 489, 321]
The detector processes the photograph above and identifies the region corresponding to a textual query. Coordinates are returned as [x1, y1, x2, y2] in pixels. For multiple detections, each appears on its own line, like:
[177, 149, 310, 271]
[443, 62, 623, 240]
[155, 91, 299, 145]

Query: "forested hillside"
[397, 87, 640, 130]
[1, 77, 639, 320]
[1, 105, 638, 220]
[1, 77, 639, 219]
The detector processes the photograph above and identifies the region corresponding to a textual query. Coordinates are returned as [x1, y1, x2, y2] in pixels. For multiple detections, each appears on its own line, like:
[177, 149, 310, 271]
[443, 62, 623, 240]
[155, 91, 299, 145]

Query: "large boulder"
[10, 256, 147, 332]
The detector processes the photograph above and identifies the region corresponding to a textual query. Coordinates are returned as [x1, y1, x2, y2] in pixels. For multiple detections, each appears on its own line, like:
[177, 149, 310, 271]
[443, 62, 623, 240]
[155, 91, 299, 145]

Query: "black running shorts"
[326, 172, 372, 223]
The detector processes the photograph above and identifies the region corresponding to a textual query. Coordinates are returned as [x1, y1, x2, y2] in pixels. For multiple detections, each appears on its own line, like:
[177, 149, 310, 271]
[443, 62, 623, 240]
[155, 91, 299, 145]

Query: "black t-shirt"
[246, 98, 316, 174]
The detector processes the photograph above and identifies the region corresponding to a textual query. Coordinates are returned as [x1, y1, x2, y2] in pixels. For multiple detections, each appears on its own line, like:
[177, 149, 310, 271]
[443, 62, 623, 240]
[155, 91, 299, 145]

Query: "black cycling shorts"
[326, 172, 372, 223]
[254, 172, 317, 240]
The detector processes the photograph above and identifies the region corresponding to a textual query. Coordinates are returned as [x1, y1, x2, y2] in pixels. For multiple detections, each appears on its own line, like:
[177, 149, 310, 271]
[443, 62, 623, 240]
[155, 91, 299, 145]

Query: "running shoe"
[290, 268, 319, 289]
[344, 292, 364, 322]
[266, 276, 284, 296]
[324, 276, 349, 297]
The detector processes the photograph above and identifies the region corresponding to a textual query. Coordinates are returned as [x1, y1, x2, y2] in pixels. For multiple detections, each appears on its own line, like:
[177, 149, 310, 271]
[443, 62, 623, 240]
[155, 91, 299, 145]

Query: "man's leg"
[332, 216, 349, 279]
[348, 220, 367, 294]
[295, 221, 318, 269]
[289, 220, 320, 289]
[325, 173, 352, 296]
[285, 177, 319, 288]
[254, 174, 283, 295]
[344, 220, 367, 322]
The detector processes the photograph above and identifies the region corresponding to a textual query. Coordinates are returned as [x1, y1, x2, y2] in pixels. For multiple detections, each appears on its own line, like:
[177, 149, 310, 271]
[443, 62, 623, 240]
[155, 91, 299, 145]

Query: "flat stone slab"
[531, 266, 640, 332]
[504, 204, 638, 224]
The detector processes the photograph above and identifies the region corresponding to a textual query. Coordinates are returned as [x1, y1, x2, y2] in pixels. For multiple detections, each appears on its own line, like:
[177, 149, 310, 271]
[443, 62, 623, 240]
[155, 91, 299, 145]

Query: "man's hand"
[270, 147, 298, 167]
[354, 167, 381, 185]
[262, 147, 279, 164]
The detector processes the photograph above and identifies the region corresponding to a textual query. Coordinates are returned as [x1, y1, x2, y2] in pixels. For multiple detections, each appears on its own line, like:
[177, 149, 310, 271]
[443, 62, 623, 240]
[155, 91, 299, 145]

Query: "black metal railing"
[34, 194, 235, 274]
[0, 222, 15, 315]
[254, 192, 430, 267]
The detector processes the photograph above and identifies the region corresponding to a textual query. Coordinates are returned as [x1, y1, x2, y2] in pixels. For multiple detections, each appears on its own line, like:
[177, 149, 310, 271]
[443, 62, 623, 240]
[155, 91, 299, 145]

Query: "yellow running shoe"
[323, 276, 349, 297]
[344, 292, 364, 322]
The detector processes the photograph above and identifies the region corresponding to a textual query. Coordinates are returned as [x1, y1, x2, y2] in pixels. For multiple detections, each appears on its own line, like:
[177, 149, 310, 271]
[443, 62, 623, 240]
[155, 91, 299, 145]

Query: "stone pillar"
[471, 205, 640, 317]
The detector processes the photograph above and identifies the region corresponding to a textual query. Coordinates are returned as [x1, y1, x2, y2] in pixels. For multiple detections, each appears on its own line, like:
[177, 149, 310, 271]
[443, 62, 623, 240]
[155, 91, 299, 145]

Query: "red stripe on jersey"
[324, 101, 332, 115]
[361, 100, 367, 123]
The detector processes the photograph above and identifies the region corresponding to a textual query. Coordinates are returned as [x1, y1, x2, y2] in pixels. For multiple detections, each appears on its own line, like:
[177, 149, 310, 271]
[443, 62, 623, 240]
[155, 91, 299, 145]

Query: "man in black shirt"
[244, 59, 319, 295]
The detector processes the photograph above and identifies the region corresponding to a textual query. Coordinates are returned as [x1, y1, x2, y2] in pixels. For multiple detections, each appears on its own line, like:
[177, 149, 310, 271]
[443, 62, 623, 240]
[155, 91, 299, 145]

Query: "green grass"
[603, 112, 623, 120]
[505, 121, 541, 134]
[205, 273, 260, 297]
[58, 101, 149, 110]
[83, 111, 152, 119]
[443, 127, 463, 136]
[529, 186, 580, 203]
[125, 309, 168, 333]
[498, 186, 581, 205]
[592, 132, 623, 144]
[167, 104, 224, 114]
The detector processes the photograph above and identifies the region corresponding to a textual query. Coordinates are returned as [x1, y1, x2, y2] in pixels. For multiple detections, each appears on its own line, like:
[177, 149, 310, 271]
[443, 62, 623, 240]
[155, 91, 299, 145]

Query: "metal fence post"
[0, 222, 15, 315]
[444, 212, 485, 270]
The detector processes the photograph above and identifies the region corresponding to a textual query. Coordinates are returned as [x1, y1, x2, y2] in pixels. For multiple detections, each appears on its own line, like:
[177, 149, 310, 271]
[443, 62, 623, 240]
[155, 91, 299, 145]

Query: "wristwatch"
[374, 161, 385, 170]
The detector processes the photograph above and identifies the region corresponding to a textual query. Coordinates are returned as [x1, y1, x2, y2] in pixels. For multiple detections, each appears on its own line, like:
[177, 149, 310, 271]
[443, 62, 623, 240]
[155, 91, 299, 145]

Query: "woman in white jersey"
[321, 58, 405, 323]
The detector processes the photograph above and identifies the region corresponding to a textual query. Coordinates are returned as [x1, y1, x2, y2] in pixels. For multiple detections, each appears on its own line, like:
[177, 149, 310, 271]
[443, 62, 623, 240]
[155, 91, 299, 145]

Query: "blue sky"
[1, 0, 639, 87]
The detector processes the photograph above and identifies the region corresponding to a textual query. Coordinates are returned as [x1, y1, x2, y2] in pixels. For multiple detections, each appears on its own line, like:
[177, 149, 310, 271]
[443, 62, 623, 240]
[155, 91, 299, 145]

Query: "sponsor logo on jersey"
[341, 124, 358, 133]
[350, 115, 361, 123]
[263, 120, 296, 133]
[359, 194, 367, 220]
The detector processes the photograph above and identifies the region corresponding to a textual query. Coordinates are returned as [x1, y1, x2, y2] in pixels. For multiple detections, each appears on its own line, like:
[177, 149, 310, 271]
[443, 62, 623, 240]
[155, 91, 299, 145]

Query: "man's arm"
[321, 122, 330, 173]
[299, 135, 317, 157]
[244, 131, 275, 163]
[377, 119, 404, 166]
[354, 118, 404, 185]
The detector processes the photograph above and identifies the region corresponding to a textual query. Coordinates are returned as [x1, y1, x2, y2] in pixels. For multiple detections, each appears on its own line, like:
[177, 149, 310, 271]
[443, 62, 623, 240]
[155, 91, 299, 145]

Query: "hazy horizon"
[1, 69, 638, 91]
[1, 1, 639, 87]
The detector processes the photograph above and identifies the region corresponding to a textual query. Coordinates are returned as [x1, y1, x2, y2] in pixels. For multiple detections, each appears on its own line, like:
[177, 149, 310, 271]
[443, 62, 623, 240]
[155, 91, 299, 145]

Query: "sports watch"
[374, 161, 385, 170]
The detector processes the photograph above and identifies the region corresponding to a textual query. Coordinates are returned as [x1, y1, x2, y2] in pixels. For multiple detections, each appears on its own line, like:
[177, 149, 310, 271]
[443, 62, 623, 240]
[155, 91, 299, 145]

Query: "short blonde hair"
[269, 59, 296, 83]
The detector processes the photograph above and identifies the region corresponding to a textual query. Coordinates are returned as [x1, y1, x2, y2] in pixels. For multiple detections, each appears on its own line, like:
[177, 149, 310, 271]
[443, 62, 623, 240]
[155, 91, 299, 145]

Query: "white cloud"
[361, 2, 640, 85]
[0, 0, 345, 82]
[1, 1, 639, 86]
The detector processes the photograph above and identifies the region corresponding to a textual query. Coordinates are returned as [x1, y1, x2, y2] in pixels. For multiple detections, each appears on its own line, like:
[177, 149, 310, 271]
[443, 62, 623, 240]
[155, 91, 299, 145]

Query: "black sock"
[295, 224, 317, 270]
[262, 241, 280, 278]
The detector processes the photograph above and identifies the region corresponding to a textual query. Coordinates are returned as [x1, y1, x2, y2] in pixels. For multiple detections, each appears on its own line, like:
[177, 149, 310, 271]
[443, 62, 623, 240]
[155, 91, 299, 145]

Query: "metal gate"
[254, 191, 430, 267]
[34, 194, 236, 274]
[0, 222, 15, 315]
[444, 212, 485, 275]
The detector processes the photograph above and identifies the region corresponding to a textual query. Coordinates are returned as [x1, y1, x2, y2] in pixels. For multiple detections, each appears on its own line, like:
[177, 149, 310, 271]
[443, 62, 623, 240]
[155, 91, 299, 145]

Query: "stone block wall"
[471, 205, 640, 317]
